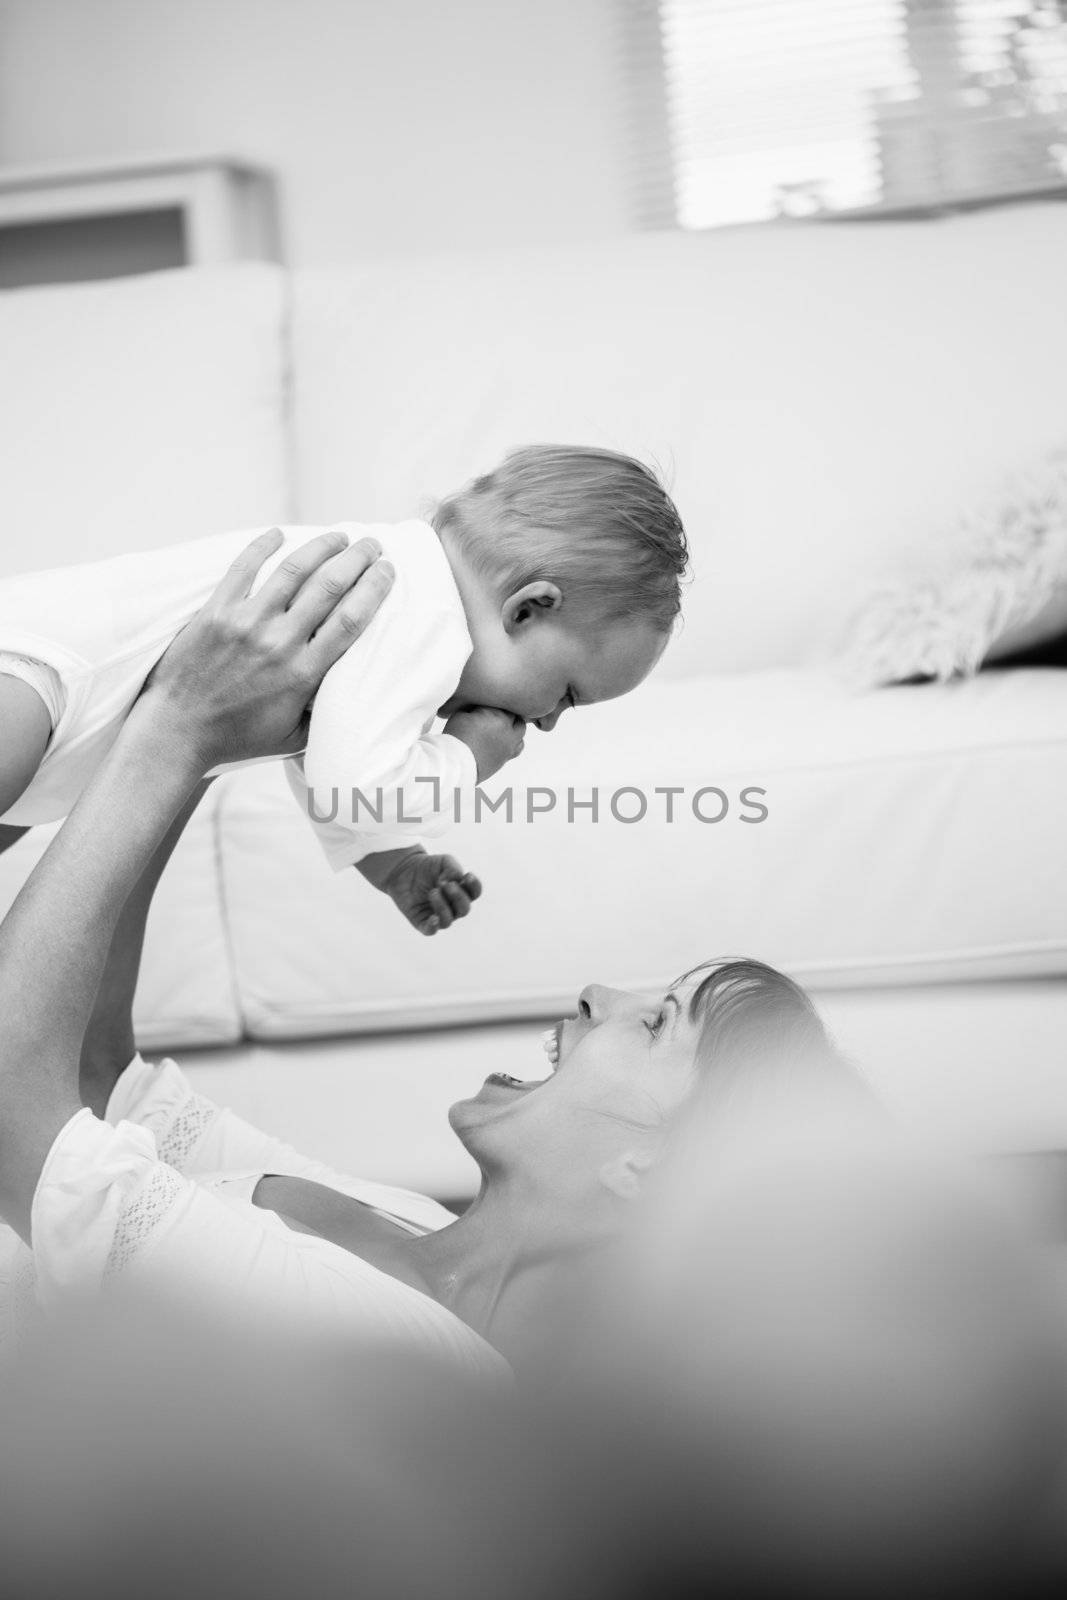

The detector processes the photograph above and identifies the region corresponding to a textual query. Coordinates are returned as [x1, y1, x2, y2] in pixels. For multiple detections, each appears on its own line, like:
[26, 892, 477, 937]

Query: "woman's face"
[449, 982, 707, 1193]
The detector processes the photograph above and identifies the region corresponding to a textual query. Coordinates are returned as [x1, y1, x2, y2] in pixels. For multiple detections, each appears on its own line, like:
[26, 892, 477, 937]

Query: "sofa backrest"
[0, 263, 290, 577]
[291, 204, 1067, 678]
[3, 206, 1066, 671]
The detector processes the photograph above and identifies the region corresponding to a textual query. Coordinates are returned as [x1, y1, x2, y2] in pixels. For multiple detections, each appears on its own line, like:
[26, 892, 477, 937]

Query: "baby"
[0, 445, 688, 934]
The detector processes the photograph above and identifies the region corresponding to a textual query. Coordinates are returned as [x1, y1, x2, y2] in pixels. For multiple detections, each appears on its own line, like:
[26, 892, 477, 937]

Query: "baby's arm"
[299, 596, 476, 863]
[287, 702, 524, 933]
[356, 846, 482, 936]
[442, 706, 527, 783]
[349, 708, 523, 933]
[287, 758, 480, 934]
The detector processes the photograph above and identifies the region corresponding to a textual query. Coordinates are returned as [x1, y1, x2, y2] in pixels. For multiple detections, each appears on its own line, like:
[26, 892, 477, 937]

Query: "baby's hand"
[383, 850, 483, 936]
[445, 705, 526, 783]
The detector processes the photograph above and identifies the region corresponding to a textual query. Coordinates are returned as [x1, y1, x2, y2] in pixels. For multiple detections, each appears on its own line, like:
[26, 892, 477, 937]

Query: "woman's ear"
[502, 581, 563, 633]
[598, 1149, 655, 1202]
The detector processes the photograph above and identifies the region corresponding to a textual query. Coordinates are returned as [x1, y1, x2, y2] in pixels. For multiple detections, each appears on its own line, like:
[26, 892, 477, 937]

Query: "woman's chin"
[449, 1073, 539, 1133]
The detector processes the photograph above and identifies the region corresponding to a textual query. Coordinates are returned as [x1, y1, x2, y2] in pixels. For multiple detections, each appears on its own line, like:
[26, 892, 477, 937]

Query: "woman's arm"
[0, 529, 394, 1240]
[78, 779, 210, 1118]
[0, 710, 205, 1235]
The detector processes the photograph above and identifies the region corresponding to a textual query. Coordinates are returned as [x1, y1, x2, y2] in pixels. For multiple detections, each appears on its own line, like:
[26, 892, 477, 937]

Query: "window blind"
[626, 0, 1067, 228]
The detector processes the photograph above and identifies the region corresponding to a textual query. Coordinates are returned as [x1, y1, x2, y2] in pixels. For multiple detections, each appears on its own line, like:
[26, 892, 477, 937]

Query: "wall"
[0, 0, 634, 267]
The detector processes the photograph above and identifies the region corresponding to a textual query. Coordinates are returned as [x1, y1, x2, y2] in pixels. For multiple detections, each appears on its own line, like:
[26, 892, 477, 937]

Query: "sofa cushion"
[215, 668, 1067, 1039]
[0, 263, 290, 577]
[290, 205, 1067, 680]
[0, 785, 241, 1049]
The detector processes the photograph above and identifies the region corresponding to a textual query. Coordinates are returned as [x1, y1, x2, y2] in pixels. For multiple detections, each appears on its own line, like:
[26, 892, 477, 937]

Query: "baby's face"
[448, 605, 667, 730]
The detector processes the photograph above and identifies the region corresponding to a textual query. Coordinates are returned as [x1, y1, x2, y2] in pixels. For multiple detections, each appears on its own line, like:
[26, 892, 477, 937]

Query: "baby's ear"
[502, 581, 563, 632]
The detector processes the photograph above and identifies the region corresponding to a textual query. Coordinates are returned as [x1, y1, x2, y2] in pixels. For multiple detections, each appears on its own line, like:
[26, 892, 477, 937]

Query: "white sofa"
[2, 206, 1066, 1195]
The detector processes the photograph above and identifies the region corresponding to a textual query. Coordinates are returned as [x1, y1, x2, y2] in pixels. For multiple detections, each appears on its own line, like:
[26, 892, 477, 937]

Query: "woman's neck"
[255, 1172, 599, 1369]
[401, 1182, 599, 1369]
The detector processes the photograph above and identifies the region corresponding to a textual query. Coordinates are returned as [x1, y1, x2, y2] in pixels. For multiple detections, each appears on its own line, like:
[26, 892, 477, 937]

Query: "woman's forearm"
[79, 779, 211, 1117]
[0, 702, 204, 1236]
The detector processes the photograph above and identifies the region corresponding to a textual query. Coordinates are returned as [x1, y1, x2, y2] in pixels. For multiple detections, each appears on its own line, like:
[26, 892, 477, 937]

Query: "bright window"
[642, 0, 1067, 227]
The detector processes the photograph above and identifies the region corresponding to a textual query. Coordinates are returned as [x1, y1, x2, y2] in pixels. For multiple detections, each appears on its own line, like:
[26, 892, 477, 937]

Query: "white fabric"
[0, 652, 66, 731]
[0, 520, 475, 867]
[216, 666, 1067, 1038]
[13, 1055, 507, 1382]
[106, 1054, 457, 1233]
[283, 519, 476, 867]
[292, 204, 1067, 679]
[0, 264, 290, 581]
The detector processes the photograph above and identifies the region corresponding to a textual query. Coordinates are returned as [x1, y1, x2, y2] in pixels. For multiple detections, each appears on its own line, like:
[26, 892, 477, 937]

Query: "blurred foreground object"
[1, 1094, 1065, 1599]
[559, 1070, 1067, 1597]
[0, 1307, 520, 1600]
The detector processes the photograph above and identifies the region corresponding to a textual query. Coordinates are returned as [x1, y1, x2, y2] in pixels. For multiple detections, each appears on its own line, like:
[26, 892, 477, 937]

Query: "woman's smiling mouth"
[481, 1021, 568, 1094]
[540, 1020, 566, 1070]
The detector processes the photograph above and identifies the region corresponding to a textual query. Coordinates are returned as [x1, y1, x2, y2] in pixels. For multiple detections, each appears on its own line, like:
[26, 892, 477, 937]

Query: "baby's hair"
[432, 444, 689, 631]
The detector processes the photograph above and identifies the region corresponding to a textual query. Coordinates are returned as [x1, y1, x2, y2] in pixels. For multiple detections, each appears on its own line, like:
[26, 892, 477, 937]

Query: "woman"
[0, 531, 843, 1375]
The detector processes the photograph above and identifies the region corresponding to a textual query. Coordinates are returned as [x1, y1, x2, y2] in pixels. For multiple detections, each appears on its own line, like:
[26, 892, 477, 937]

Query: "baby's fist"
[385, 850, 483, 936]
[445, 705, 526, 783]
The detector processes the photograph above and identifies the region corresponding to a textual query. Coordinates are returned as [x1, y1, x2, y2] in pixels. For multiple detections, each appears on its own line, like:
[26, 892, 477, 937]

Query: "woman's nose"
[578, 984, 624, 1022]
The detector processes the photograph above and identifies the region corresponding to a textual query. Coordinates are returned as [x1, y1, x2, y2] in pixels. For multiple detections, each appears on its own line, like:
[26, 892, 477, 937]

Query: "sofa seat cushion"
[215, 668, 1067, 1038]
[0, 784, 241, 1049]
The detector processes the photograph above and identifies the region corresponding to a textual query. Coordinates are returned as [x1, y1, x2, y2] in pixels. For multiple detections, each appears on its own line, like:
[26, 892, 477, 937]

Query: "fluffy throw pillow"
[841, 450, 1067, 686]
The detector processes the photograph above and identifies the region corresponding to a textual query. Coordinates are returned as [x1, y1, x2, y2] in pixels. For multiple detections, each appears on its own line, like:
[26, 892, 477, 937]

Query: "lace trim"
[155, 1095, 218, 1171]
[104, 1166, 185, 1280]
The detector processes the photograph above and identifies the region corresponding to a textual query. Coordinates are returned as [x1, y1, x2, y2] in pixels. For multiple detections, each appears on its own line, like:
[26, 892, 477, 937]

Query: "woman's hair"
[684, 957, 830, 1054]
[677, 957, 871, 1116]
[432, 444, 689, 631]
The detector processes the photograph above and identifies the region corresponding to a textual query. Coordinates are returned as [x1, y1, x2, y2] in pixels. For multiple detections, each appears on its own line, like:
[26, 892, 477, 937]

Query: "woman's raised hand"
[144, 529, 395, 770]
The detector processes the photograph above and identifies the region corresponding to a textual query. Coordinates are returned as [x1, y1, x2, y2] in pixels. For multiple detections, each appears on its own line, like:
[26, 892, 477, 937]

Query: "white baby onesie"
[0, 522, 476, 868]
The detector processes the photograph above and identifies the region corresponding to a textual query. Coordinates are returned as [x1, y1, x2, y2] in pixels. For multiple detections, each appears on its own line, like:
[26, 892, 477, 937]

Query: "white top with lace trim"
[8, 1056, 507, 1384]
